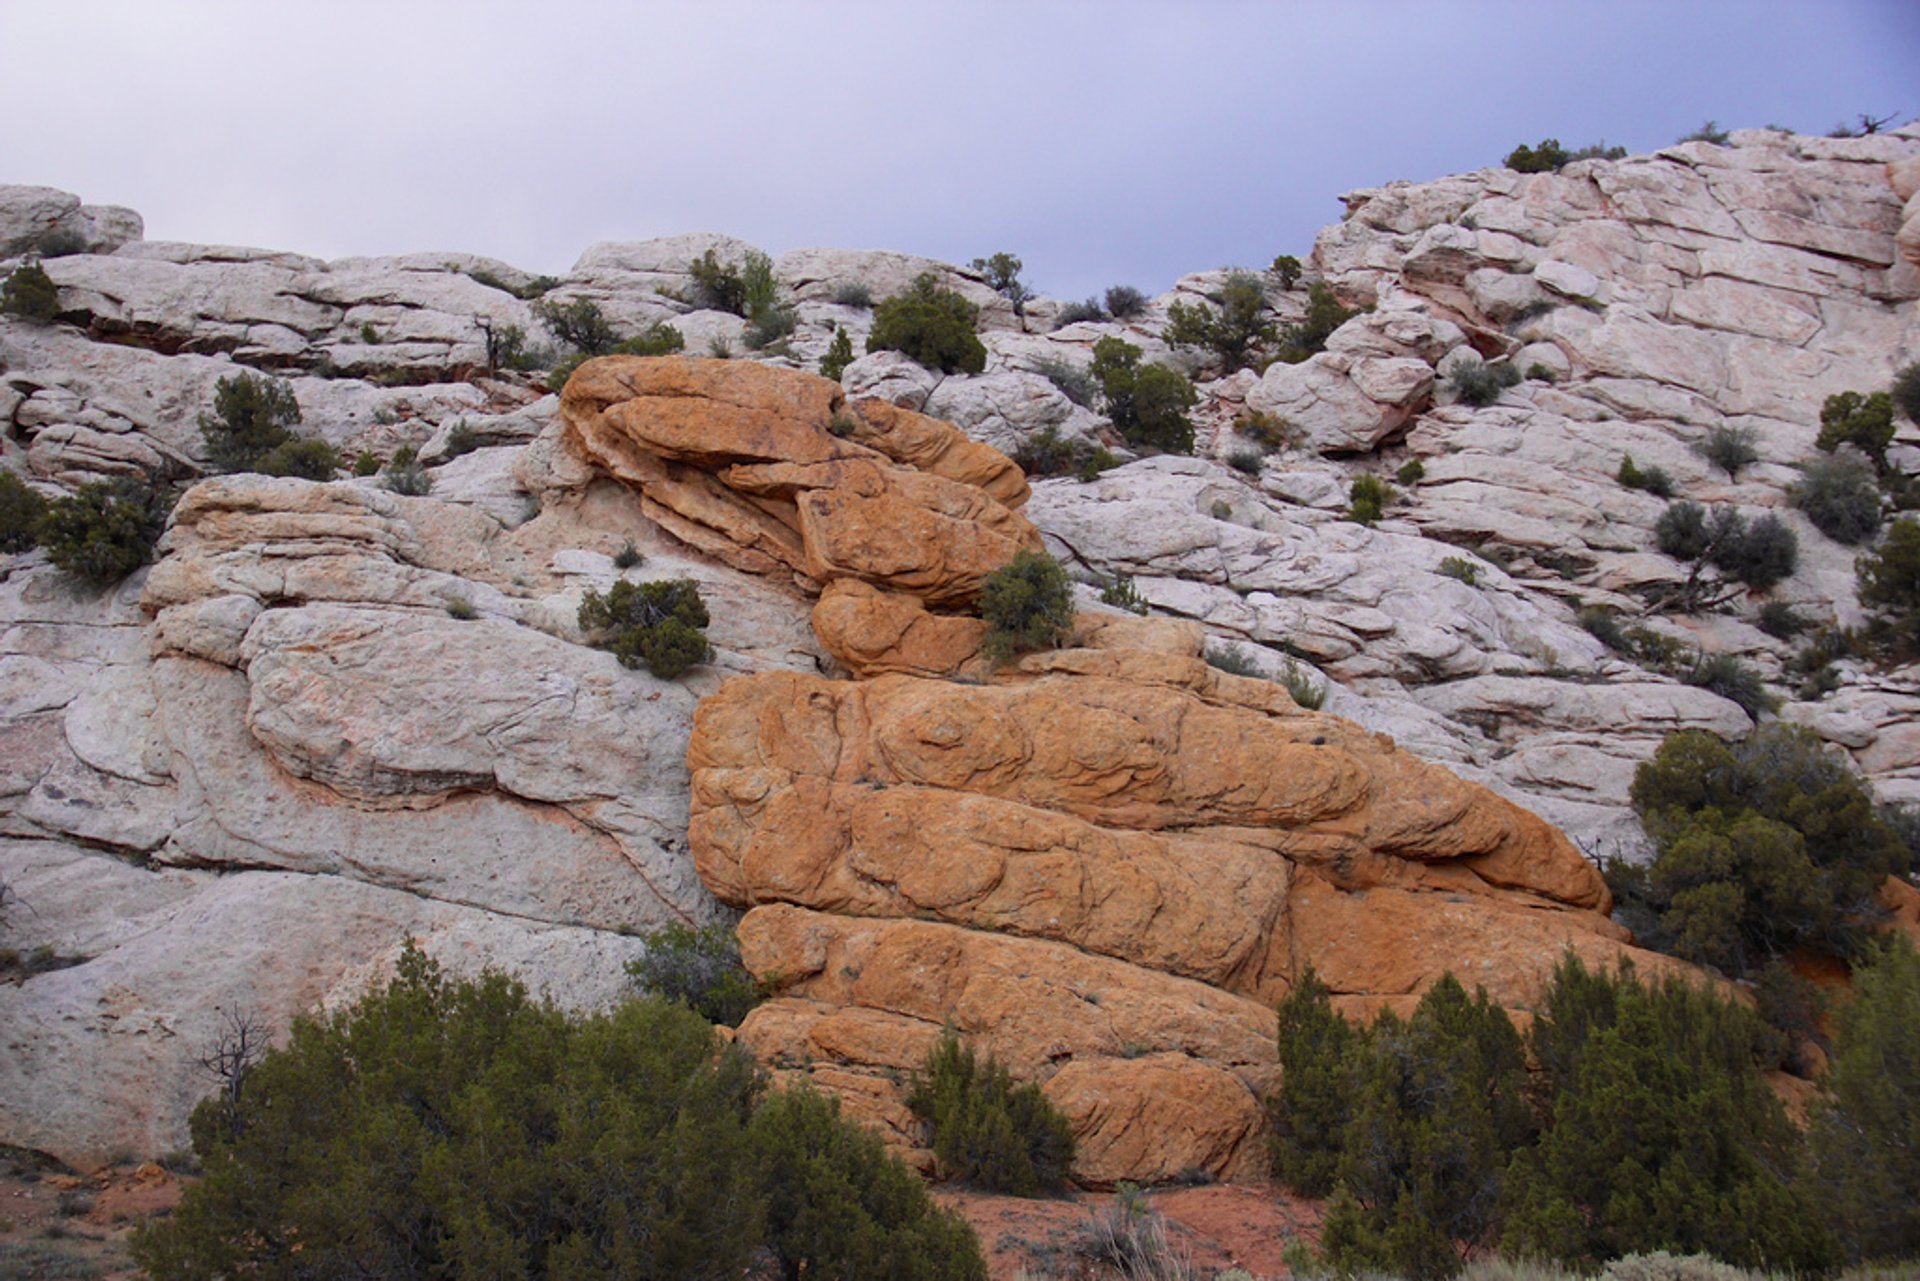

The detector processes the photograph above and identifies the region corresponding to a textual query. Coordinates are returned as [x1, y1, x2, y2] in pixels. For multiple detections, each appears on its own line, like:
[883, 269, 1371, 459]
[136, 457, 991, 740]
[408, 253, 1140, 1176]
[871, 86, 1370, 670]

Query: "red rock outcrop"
[558, 357, 1036, 603]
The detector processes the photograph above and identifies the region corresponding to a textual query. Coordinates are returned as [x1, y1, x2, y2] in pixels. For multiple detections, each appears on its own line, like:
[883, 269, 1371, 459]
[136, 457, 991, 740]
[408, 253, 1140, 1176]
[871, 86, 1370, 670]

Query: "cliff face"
[0, 125, 1916, 1173]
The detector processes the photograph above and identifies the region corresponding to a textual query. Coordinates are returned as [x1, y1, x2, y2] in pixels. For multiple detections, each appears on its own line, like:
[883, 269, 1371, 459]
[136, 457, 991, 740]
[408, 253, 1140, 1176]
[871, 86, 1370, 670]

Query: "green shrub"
[381, 445, 431, 496]
[867, 274, 987, 374]
[613, 538, 644, 570]
[979, 549, 1073, 663]
[1089, 336, 1196, 453]
[352, 449, 381, 477]
[1438, 555, 1479, 585]
[968, 252, 1031, 314]
[532, 295, 618, 355]
[1275, 281, 1363, 362]
[1756, 599, 1809, 640]
[255, 437, 341, 480]
[39, 478, 168, 585]
[1697, 424, 1760, 479]
[1817, 391, 1896, 466]
[819, 325, 855, 382]
[1164, 270, 1274, 372]
[1097, 572, 1148, 615]
[1396, 458, 1427, 485]
[1617, 454, 1675, 497]
[1677, 120, 1732, 145]
[443, 594, 477, 621]
[441, 421, 481, 459]
[547, 350, 591, 392]
[1683, 652, 1777, 720]
[1013, 426, 1113, 479]
[1792, 450, 1883, 544]
[611, 322, 686, 358]
[1891, 361, 1920, 424]
[1348, 474, 1392, 525]
[752, 1084, 988, 1281]
[1858, 516, 1920, 658]
[129, 944, 784, 1281]
[1076, 447, 1121, 482]
[1505, 138, 1572, 172]
[1807, 936, 1920, 1264]
[1029, 355, 1097, 408]
[1275, 972, 1530, 1280]
[1053, 297, 1107, 327]
[0, 471, 48, 553]
[199, 370, 302, 473]
[1233, 409, 1295, 450]
[1103, 284, 1147, 319]
[1270, 254, 1303, 289]
[1451, 361, 1522, 406]
[1204, 644, 1261, 677]
[905, 1032, 1074, 1195]
[743, 305, 797, 351]
[578, 578, 713, 678]
[688, 248, 750, 315]
[626, 920, 763, 1026]
[1655, 502, 1797, 595]
[1501, 954, 1832, 1274]
[1, 259, 59, 321]
[831, 281, 873, 309]
[1621, 724, 1912, 973]
[1227, 448, 1263, 476]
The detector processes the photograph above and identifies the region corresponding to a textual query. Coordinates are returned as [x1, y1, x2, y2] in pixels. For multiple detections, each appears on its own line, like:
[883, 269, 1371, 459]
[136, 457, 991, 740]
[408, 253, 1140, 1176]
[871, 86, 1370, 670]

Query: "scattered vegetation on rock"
[381, 445, 431, 496]
[1089, 336, 1196, 454]
[532, 295, 618, 356]
[1164, 270, 1275, 372]
[1347, 474, 1393, 525]
[577, 578, 714, 678]
[1451, 361, 1522, 406]
[199, 371, 305, 474]
[1, 258, 59, 321]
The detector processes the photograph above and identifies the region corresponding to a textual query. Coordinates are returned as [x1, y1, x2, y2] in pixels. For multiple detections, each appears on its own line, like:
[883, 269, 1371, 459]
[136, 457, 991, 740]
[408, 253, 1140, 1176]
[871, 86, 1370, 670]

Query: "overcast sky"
[3, 2, 1916, 299]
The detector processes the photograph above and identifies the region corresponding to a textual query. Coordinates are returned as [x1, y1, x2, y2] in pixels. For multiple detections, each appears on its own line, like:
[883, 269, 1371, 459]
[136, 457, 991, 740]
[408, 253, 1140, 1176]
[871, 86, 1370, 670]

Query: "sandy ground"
[0, 1151, 183, 1280]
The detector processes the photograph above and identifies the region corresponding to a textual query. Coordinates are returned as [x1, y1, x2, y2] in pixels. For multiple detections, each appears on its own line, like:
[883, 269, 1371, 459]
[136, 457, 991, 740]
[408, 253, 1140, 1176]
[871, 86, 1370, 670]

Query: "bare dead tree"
[199, 1007, 269, 1137]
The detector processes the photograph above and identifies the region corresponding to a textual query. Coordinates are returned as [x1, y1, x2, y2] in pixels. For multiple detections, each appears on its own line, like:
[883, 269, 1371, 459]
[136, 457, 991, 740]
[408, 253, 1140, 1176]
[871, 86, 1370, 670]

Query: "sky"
[3, 1, 1917, 300]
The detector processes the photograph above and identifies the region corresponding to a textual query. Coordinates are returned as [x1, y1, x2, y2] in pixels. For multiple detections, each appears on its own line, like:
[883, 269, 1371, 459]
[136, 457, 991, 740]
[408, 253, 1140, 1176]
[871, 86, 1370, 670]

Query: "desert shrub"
[687, 248, 750, 315]
[1697, 425, 1760, 479]
[1684, 652, 1777, 720]
[626, 920, 762, 1027]
[743, 304, 797, 351]
[831, 281, 873, 309]
[1598, 1254, 1755, 1281]
[0, 471, 48, 552]
[1275, 281, 1362, 362]
[1053, 297, 1107, 327]
[980, 549, 1073, 663]
[130, 945, 770, 1281]
[352, 450, 380, 477]
[1451, 361, 1522, 406]
[1029, 355, 1097, 407]
[1204, 644, 1261, 677]
[532, 295, 618, 355]
[867, 273, 986, 374]
[1275, 971, 1530, 1280]
[1817, 390, 1896, 466]
[1438, 555, 1479, 585]
[1505, 138, 1572, 172]
[1097, 572, 1147, 615]
[466, 268, 558, 300]
[1233, 409, 1295, 450]
[969, 252, 1032, 315]
[440, 421, 481, 460]
[39, 478, 167, 585]
[1655, 502, 1797, 598]
[578, 578, 713, 678]
[1, 259, 59, 321]
[1348, 474, 1392, 525]
[1892, 361, 1920, 424]
[1011, 425, 1079, 477]
[1569, 141, 1629, 162]
[905, 1032, 1074, 1196]
[1103, 284, 1147, 319]
[1619, 724, 1913, 974]
[1077, 1184, 1189, 1280]
[1857, 516, 1920, 655]
[752, 1084, 988, 1281]
[1792, 450, 1883, 544]
[1713, 512, 1797, 589]
[1090, 336, 1196, 453]
[1617, 454, 1675, 497]
[613, 538, 644, 570]
[1756, 600, 1809, 640]
[611, 322, 686, 358]
[1077, 447, 1121, 482]
[199, 370, 302, 473]
[819, 325, 855, 382]
[1226, 448, 1263, 477]
[1655, 500, 1715, 561]
[1677, 120, 1732, 145]
[1807, 936, 1920, 1264]
[1164, 270, 1274, 372]
[1396, 458, 1427, 485]
[381, 445, 431, 496]
[1270, 254, 1303, 289]
[1501, 954, 1833, 1274]
[255, 437, 341, 480]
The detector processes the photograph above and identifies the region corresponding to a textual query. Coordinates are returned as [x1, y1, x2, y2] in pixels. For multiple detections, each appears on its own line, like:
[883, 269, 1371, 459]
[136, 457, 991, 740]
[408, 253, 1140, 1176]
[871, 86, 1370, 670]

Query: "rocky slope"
[2, 122, 1917, 1173]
